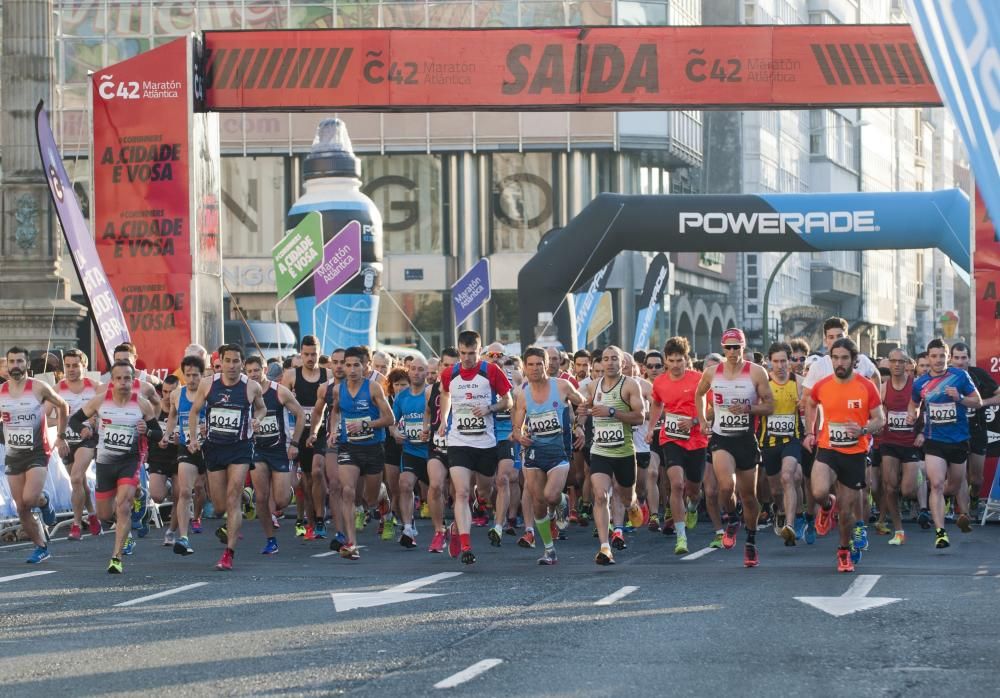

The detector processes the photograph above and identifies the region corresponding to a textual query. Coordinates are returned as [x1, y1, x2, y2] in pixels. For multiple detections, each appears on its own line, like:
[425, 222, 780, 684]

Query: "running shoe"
[874, 521, 892, 535]
[107, 557, 123, 574]
[957, 513, 972, 533]
[722, 518, 739, 550]
[774, 511, 786, 535]
[685, 508, 698, 531]
[163, 529, 177, 547]
[627, 503, 644, 529]
[26, 545, 50, 564]
[271, 513, 281, 530]
[381, 515, 397, 541]
[39, 490, 56, 526]
[295, 520, 307, 537]
[400, 531, 417, 549]
[329, 532, 347, 552]
[674, 534, 689, 555]
[190, 517, 203, 534]
[779, 524, 796, 546]
[68, 523, 83, 541]
[419, 501, 431, 519]
[888, 531, 905, 546]
[261, 537, 279, 555]
[709, 532, 724, 549]
[934, 529, 950, 549]
[917, 508, 931, 530]
[661, 516, 676, 536]
[428, 530, 446, 554]
[815, 495, 837, 537]
[471, 512, 489, 527]
[851, 524, 865, 561]
[537, 548, 558, 565]
[639, 502, 650, 527]
[610, 529, 627, 550]
[517, 530, 536, 549]
[488, 527, 502, 547]
[568, 508, 579, 524]
[647, 514, 660, 532]
[215, 526, 228, 545]
[793, 514, 807, 541]
[849, 541, 862, 565]
[354, 508, 366, 532]
[216, 548, 234, 570]
[804, 519, 817, 545]
[858, 524, 869, 551]
[123, 534, 136, 556]
[743, 543, 759, 568]
[555, 494, 570, 530]
[313, 522, 327, 539]
[868, 505, 880, 524]
[550, 519, 562, 542]
[448, 522, 460, 558]
[504, 518, 518, 536]
[595, 548, 615, 566]
[304, 523, 317, 541]
[461, 549, 477, 565]
[174, 536, 194, 555]
[87, 514, 101, 537]
[836, 548, 854, 573]
[758, 508, 773, 528]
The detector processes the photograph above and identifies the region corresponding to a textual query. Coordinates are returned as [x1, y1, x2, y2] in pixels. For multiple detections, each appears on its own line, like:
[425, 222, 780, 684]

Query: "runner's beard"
[8, 367, 24, 380]
[834, 366, 851, 379]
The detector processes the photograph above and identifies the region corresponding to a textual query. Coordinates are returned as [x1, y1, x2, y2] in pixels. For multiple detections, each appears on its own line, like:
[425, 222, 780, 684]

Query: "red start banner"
[975, 192, 1000, 383]
[92, 39, 193, 378]
[203, 25, 941, 111]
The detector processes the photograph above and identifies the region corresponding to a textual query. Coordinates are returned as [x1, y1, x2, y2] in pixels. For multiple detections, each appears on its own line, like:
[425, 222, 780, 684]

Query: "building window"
[748, 277, 759, 300]
[490, 153, 556, 254]
[361, 155, 443, 254]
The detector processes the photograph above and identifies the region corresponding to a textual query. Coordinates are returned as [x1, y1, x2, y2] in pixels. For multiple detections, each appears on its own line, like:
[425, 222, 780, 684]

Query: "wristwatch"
[860, 426, 868, 436]
[609, 407, 617, 418]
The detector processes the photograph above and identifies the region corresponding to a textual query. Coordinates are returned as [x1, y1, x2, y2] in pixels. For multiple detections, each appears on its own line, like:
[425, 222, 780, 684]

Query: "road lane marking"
[595, 585, 639, 606]
[114, 582, 208, 607]
[1, 537, 70, 550]
[682, 547, 717, 561]
[434, 659, 503, 689]
[312, 545, 367, 558]
[0, 570, 56, 583]
[332, 572, 462, 612]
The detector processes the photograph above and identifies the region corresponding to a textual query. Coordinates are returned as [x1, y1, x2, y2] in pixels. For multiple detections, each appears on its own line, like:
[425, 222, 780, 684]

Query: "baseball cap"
[721, 328, 746, 346]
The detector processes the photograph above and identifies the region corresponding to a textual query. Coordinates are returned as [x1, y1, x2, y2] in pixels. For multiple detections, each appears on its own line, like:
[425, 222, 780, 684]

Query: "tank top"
[0, 380, 49, 461]
[177, 385, 206, 446]
[651, 370, 708, 450]
[633, 383, 650, 454]
[428, 381, 449, 453]
[338, 379, 383, 445]
[293, 367, 328, 432]
[591, 375, 634, 458]
[58, 378, 97, 445]
[96, 385, 143, 466]
[445, 362, 499, 449]
[881, 376, 917, 447]
[148, 407, 177, 465]
[759, 376, 800, 447]
[710, 362, 757, 437]
[525, 378, 569, 465]
[257, 381, 287, 450]
[205, 374, 253, 445]
[394, 386, 429, 458]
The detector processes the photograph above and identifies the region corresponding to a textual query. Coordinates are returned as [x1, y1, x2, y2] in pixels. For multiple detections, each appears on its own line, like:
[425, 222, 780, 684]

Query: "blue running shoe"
[123, 534, 136, 556]
[261, 537, 279, 555]
[313, 523, 327, 539]
[805, 519, 817, 545]
[39, 490, 56, 526]
[850, 524, 864, 563]
[793, 514, 807, 541]
[857, 522, 869, 551]
[26, 545, 50, 564]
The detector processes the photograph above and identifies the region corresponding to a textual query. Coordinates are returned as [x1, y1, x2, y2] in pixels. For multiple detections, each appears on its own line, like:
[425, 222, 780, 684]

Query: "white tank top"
[59, 378, 97, 444]
[710, 361, 757, 437]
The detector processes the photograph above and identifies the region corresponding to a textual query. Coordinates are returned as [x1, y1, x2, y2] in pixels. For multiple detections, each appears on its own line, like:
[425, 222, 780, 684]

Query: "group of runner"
[0, 314, 993, 574]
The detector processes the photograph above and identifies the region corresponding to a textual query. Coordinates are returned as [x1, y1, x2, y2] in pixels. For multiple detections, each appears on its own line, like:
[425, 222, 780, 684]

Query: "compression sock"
[536, 516, 553, 548]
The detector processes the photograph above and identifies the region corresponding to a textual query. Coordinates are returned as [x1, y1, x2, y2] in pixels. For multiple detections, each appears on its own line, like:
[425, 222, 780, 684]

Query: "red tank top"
[880, 376, 916, 447]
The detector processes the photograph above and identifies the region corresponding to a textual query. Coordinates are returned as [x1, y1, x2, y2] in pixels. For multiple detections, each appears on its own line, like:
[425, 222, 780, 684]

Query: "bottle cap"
[303, 118, 361, 180]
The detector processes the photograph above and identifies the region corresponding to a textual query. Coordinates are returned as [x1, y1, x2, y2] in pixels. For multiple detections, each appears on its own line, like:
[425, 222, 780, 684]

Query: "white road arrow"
[331, 572, 462, 612]
[795, 575, 903, 617]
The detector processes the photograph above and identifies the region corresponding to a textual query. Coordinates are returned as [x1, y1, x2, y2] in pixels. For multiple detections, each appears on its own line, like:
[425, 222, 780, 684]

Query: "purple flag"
[452, 257, 491, 327]
[35, 102, 130, 363]
[314, 220, 363, 306]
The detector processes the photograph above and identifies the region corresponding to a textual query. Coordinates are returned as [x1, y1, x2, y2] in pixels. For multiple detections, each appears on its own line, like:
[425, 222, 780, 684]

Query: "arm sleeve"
[69, 408, 90, 434]
[145, 418, 163, 443]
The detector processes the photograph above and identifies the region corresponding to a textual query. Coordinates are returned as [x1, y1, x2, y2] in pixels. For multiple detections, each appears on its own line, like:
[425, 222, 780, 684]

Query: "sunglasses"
[645, 363, 664, 369]
[789, 357, 805, 363]
[486, 352, 504, 359]
[723, 345, 743, 351]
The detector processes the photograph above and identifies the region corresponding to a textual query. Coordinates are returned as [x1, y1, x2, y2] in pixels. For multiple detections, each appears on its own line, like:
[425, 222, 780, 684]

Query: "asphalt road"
[1, 515, 998, 697]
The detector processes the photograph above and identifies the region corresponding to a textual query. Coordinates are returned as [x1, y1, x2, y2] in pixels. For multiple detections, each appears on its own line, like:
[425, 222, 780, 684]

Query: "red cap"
[721, 328, 746, 346]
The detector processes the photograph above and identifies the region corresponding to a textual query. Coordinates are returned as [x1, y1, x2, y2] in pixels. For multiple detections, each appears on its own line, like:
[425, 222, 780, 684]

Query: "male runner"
[646, 337, 706, 555]
[162, 355, 207, 555]
[1, 347, 68, 563]
[641, 350, 666, 531]
[246, 355, 305, 555]
[57, 349, 102, 540]
[879, 348, 924, 545]
[437, 331, 512, 565]
[949, 341, 1000, 515]
[108, 342, 161, 412]
[148, 375, 179, 546]
[316, 347, 347, 549]
[623, 352, 653, 525]
[789, 339, 810, 377]
[909, 338, 981, 548]
[804, 338, 883, 572]
[70, 360, 161, 573]
[485, 341, 519, 545]
[513, 347, 584, 564]
[579, 345, 645, 565]
[187, 344, 266, 570]
[422, 347, 458, 553]
[915, 352, 930, 378]
[392, 356, 431, 548]
[427, 357, 441, 386]
[695, 329, 773, 568]
[758, 342, 803, 546]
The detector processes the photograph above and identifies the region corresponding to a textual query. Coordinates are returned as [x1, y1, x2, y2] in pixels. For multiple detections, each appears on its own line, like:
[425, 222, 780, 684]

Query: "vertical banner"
[573, 259, 616, 350]
[587, 292, 614, 346]
[974, 192, 1000, 499]
[35, 102, 131, 364]
[632, 253, 670, 353]
[452, 258, 491, 328]
[92, 38, 193, 378]
[907, 1, 1000, 240]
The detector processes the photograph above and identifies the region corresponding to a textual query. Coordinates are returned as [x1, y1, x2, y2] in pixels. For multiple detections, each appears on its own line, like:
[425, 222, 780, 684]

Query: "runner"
[56, 349, 102, 540]
[1, 347, 68, 563]
[915, 352, 930, 378]
[437, 331, 512, 565]
[382, 367, 410, 543]
[245, 355, 305, 555]
[186, 344, 267, 571]
[315, 347, 347, 550]
[70, 360, 161, 573]
[948, 341, 1000, 516]
[513, 347, 584, 565]
[641, 350, 666, 531]
[147, 375, 179, 547]
[695, 329, 774, 568]
[579, 345, 646, 565]
[392, 356, 431, 549]
[909, 338, 982, 548]
[803, 337, 884, 573]
[162, 355, 208, 555]
[646, 337, 707, 555]
[623, 352, 653, 526]
[422, 347, 458, 553]
[758, 342, 803, 546]
[108, 342, 161, 412]
[485, 341, 519, 547]
[879, 348, 923, 545]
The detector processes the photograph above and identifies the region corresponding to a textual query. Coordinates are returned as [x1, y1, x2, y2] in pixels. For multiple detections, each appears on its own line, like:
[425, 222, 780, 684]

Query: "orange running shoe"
[836, 547, 854, 573]
[815, 495, 837, 537]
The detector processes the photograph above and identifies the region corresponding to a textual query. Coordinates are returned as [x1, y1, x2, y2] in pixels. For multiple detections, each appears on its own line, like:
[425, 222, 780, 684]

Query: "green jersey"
[591, 375, 634, 458]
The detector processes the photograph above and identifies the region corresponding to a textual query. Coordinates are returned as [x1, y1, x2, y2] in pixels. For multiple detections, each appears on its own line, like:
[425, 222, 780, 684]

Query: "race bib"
[662, 412, 691, 441]
[593, 417, 625, 448]
[432, 433, 448, 451]
[345, 416, 374, 442]
[766, 414, 796, 438]
[208, 407, 243, 436]
[257, 415, 280, 437]
[4, 425, 33, 450]
[967, 405, 978, 419]
[403, 418, 423, 442]
[887, 410, 910, 432]
[827, 422, 858, 448]
[527, 409, 561, 437]
[928, 401, 957, 425]
[103, 423, 136, 453]
[716, 406, 750, 435]
[64, 425, 83, 445]
[454, 405, 486, 436]
[495, 409, 511, 423]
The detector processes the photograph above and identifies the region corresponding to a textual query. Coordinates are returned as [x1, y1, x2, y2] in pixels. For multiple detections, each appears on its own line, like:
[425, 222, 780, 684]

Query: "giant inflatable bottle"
[286, 119, 382, 350]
